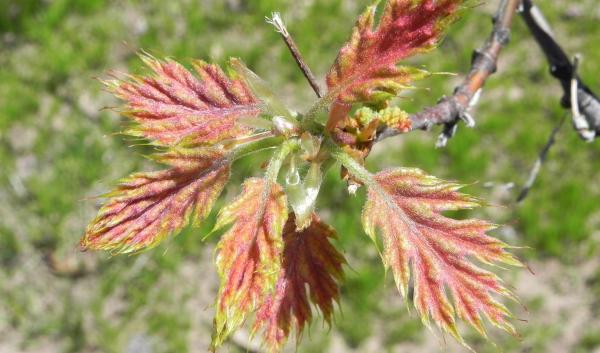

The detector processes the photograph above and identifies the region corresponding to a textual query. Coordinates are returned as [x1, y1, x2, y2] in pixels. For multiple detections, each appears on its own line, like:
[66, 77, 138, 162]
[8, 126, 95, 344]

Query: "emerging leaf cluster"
[83, 1, 522, 351]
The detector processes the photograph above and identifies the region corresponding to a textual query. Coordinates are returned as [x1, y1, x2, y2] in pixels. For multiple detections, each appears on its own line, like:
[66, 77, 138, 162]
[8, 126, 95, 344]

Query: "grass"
[1, 1, 600, 352]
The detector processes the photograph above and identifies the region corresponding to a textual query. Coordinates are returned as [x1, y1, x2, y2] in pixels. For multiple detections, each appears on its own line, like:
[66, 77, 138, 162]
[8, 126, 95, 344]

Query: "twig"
[519, 0, 600, 141]
[377, 0, 522, 144]
[266, 12, 324, 98]
[517, 115, 566, 202]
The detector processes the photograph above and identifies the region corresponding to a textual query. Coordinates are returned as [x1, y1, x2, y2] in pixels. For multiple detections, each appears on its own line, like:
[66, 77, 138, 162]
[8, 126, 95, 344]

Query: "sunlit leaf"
[212, 178, 288, 348]
[360, 167, 521, 344]
[105, 54, 262, 146]
[254, 213, 345, 352]
[82, 147, 229, 253]
[325, 0, 464, 127]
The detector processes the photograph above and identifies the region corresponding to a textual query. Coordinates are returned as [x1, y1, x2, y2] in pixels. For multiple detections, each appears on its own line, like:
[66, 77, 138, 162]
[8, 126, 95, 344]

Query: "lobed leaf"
[361, 168, 521, 344]
[325, 0, 464, 128]
[253, 213, 345, 352]
[81, 147, 230, 253]
[106, 54, 262, 146]
[212, 178, 288, 348]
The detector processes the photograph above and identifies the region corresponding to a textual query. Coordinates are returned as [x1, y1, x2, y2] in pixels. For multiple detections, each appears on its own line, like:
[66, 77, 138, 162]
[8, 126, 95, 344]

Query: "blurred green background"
[1, 0, 599, 352]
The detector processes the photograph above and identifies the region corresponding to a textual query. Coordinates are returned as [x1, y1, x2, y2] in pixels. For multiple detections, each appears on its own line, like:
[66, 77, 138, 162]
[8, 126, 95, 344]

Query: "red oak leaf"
[253, 213, 345, 352]
[106, 54, 261, 146]
[212, 178, 288, 348]
[325, 0, 463, 128]
[81, 147, 230, 253]
[361, 168, 521, 343]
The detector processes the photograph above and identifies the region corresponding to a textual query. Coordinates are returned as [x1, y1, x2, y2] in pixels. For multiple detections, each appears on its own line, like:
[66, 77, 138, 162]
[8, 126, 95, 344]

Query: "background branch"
[377, 0, 522, 144]
[517, 114, 566, 202]
[520, 0, 600, 141]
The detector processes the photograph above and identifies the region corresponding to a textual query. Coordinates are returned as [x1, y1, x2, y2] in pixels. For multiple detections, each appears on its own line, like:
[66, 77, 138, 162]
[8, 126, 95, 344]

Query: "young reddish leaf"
[326, 0, 463, 103]
[325, 0, 463, 128]
[106, 54, 262, 146]
[81, 148, 230, 253]
[212, 178, 288, 348]
[361, 168, 521, 343]
[253, 213, 345, 352]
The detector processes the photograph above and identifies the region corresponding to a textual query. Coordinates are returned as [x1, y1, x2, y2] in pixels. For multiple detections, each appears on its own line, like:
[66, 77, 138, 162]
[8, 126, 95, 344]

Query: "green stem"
[301, 92, 336, 128]
[329, 143, 374, 186]
[230, 136, 285, 161]
[300, 118, 327, 137]
[265, 139, 299, 183]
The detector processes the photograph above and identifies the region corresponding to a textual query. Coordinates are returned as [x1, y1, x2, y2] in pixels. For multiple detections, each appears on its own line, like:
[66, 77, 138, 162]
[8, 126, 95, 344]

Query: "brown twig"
[266, 13, 324, 98]
[376, 0, 521, 144]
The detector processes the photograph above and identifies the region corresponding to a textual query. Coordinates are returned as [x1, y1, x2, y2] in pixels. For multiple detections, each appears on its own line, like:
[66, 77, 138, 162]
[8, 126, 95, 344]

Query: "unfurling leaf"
[373, 106, 412, 132]
[335, 107, 412, 145]
[325, 0, 463, 128]
[81, 148, 230, 253]
[106, 54, 262, 146]
[360, 168, 521, 343]
[285, 161, 323, 230]
[254, 213, 345, 352]
[212, 178, 288, 348]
